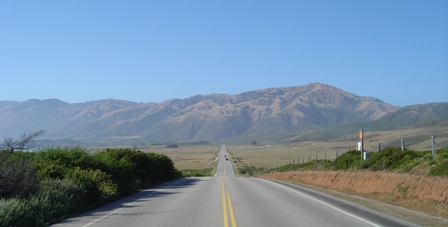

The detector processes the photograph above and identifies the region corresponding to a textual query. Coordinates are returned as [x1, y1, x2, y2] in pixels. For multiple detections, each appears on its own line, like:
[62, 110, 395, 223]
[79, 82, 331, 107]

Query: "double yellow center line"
[221, 177, 237, 227]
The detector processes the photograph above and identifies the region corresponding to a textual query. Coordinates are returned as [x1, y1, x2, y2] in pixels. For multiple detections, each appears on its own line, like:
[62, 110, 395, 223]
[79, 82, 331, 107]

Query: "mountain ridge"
[1, 82, 445, 142]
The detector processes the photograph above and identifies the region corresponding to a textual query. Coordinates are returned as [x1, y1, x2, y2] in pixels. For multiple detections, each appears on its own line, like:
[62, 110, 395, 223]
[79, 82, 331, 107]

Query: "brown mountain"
[0, 83, 403, 141]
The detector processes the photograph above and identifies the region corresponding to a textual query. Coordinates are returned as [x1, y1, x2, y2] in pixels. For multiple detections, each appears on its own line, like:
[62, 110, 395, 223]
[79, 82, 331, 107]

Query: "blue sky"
[1, 1, 447, 107]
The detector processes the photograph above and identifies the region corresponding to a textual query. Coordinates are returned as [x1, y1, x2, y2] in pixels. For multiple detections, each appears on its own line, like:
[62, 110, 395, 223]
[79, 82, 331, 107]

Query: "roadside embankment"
[261, 170, 448, 219]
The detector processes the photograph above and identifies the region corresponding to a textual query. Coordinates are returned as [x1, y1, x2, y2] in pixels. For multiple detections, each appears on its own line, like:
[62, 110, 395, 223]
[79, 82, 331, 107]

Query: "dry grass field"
[227, 143, 351, 168]
[137, 143, 354, 170]
[116, 124, 448, 171]
[139, 145, 221, 170]
[138, 142, 353, 170]
[136, 127, 446, 170]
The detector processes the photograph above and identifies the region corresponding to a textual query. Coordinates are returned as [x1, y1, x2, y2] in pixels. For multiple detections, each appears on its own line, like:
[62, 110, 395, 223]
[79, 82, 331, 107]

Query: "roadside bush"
[430, 159, 448, 176]
[146, 152, 180, 182]
[238, 166, 258, 175]
[36, 178, 87, 221]
[298, 160, 317, 170]
[181, 168, 215, 177]
[0, 178, 86, 227]
[66, 167, 118, 206]
[0, 151, 38, 198]
[0, 146, 180, 225]
[34, 147, 94, 171]
[435, 147, 448, 161]
[92, 149, 179, 196]
[333, 150, 362, 170]
[277, 163, 300, 172]
[0, 197, 38, 227]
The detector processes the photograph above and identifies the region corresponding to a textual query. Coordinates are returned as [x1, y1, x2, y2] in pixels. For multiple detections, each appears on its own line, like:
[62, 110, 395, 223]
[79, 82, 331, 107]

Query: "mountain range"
[1, 83, 447, 144]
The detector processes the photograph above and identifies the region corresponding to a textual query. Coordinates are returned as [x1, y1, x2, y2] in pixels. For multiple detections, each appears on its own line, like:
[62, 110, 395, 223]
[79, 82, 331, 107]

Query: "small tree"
[0, 130, 44, 198]
[0, 130, 45, 167]
[251, 141, 257, 146]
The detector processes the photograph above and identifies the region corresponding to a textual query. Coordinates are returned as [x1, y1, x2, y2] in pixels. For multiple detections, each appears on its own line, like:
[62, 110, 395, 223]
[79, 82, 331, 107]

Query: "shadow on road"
[53, 177, 207, 226]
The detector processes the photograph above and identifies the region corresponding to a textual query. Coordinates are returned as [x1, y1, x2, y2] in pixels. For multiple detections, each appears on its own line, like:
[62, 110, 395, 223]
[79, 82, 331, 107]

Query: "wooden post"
[378, 143, 381, 152]
[335, 150, 338, 159]
[432, 135, 436, 161]
[324, 153, 327, 161]
[315, 154, 318, 161]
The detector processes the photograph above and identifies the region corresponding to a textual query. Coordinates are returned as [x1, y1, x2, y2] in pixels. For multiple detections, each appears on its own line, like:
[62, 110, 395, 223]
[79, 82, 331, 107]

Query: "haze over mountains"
[1, 83, 447, 143]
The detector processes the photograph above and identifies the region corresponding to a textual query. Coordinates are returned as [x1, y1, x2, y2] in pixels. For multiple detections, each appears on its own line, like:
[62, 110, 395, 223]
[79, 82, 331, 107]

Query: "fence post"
[315, 154, 318, 162]
[401, 139, 405, 151]
[302, 157, 304, 164]
[432, 135, 436, 161]
[324, 153, 327, 161]
[308, 156, 310, 162]
[378, 143, 381, 152]
[335, 150, 338, 159]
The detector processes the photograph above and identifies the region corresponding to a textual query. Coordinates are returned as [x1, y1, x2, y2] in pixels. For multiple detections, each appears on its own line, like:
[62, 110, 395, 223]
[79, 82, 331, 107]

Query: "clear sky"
[1, 1, 447, 107]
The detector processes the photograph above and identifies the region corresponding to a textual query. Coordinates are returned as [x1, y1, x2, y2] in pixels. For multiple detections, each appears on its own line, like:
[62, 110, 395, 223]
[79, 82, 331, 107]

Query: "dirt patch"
[261, 170, 448, 226]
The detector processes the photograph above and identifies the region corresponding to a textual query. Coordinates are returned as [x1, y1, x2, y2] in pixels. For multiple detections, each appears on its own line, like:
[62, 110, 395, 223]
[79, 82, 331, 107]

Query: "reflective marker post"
[359, 129, 364, 158]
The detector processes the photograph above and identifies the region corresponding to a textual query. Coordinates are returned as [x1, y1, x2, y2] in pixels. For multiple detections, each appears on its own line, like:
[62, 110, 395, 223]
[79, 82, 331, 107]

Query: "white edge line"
[265, 180, 382, 227]
[82, 179, 186, 227]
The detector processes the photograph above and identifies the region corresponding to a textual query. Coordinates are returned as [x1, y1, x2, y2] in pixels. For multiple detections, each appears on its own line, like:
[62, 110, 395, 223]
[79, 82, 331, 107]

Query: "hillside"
[1, 82, 444, 143]
[285, 103, 448, 148]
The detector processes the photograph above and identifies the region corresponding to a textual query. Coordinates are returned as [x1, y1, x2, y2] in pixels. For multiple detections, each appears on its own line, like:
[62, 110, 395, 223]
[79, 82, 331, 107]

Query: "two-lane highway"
[53, 145, 420, 227]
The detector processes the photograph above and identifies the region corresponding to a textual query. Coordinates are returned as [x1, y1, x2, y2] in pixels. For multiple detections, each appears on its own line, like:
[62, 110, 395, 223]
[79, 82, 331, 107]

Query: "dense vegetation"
[0, 147, 181, 226]
[181, 168, 215, 177]
[269, 147, 448, 175]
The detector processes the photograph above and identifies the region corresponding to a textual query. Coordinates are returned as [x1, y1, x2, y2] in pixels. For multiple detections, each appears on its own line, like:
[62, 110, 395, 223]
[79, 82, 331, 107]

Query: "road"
[53, 145, 420, 227]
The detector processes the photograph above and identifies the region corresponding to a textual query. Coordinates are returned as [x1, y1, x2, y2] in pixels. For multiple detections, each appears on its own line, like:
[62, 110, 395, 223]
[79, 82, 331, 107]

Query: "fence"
[273, 134, 439, 169]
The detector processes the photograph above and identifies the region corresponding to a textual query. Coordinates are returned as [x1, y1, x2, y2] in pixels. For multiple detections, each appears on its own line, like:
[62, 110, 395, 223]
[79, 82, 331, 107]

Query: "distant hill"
[2, 82, 444, 144]
[0, 101, 18, 108]
[284, 102, 448, 145]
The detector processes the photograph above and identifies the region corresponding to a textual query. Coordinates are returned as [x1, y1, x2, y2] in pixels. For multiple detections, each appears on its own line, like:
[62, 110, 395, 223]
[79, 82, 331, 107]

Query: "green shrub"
[0, 151, 38, 198]
[333, 150, 362, 170]
[66, 167, 118, 206]
[238, 166, 265, 176]
[297, 160, 317, 170]
[34, 147, 94, 169]
[36, 178, 87, 222]
[0, 146, 181, 225]
[0, 178, 88, 227]
[0, 197, 39, 227]
[430, 159, 448, 176]
[33, 147, 95, 180]
[181, 168, 215, 177]
[92, 149, 179, 196]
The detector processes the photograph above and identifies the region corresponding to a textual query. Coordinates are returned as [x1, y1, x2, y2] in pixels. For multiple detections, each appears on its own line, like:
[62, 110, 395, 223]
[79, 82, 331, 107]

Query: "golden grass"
[227, 143, 353, 169]
[140, 143, 354, 170]
[139, 146, 220, 170]
[101, 125, 447, 170]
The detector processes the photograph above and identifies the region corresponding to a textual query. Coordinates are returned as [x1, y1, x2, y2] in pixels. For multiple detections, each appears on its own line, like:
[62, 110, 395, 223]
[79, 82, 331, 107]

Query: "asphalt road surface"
[53, 145, 420, 227]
